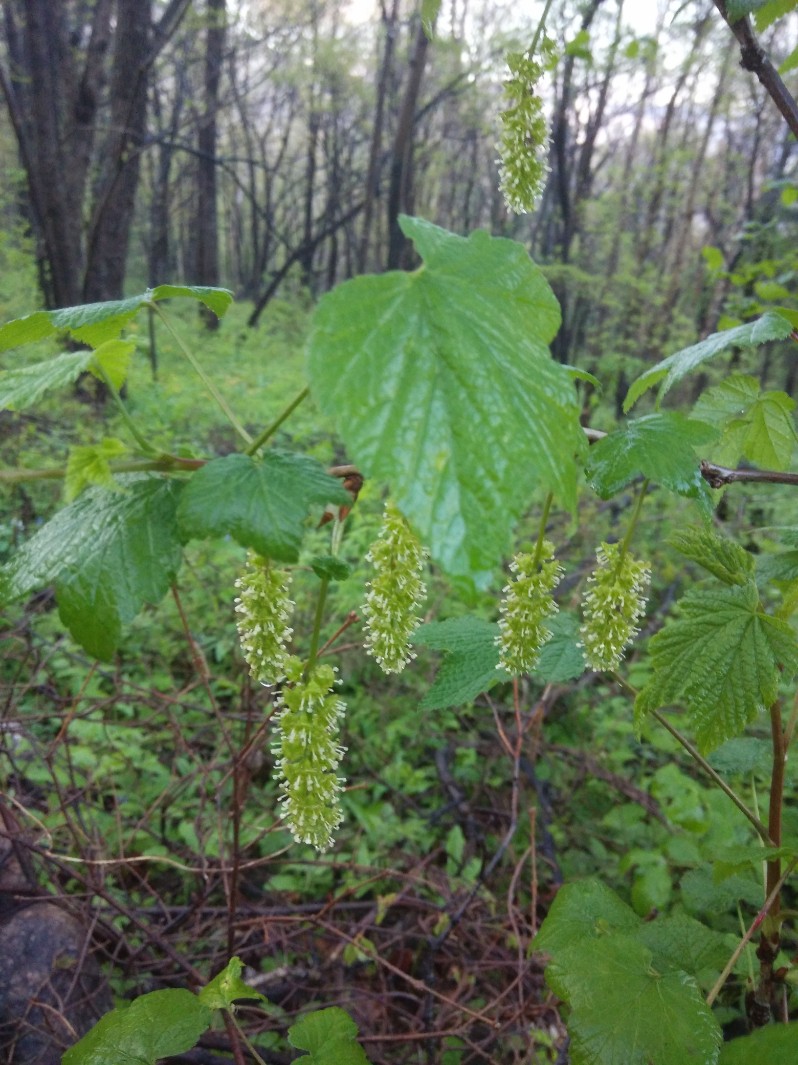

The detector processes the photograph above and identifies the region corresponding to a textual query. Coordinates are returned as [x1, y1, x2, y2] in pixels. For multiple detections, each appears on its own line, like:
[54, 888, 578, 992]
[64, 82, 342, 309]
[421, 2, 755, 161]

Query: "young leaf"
[89, 338, 136, 391]
[414, 617, 508, 710]
[0, 286, 232, 354]
[741, 391, 798, 470]
[149, 284, 233, 319]
[691, 374, 760, 466]
[177, 452, 350, 563]
[585, 413, 716, 503]
[719, 1021, 798, 1064]
[635, 581, 798, 752]
[288, 1006, 372, 1065]
[0, 350, 95, 410]
[668, 527, 754, 586]
[198, 956, 268, 1009]
[307, 216, 585, 587]
[623, 312, 792, 412]
[62, 988, 212, 1065]
[559, 936, 722, 1065]
[1, 477, 183, 659]
[65, 438, 127, 501]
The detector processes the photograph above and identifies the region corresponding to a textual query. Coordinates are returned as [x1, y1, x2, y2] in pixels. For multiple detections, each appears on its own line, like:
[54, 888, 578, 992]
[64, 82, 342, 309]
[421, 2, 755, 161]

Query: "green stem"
[530, 0, 555, 52]
[304, 576, 330, 677]
[616, 479, 649, 570]
[225, 1010, 268, 1065]
[90, 360, 158, 456]
[246, 387, 309, 456]
[651, 708, 774, 845]
[152, 303, 252, 445]
[0, 456, 205, 484]
[532, 491, 554, 565]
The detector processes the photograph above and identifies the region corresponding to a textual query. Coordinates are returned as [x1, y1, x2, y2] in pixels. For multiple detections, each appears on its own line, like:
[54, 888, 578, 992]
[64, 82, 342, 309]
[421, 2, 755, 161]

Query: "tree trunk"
[196, 0, 226, 329]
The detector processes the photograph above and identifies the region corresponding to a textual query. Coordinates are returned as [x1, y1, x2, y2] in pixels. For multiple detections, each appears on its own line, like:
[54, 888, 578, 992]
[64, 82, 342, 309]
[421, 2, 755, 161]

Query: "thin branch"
[714, 1, 798, 140]
[700, 460, 798, 488]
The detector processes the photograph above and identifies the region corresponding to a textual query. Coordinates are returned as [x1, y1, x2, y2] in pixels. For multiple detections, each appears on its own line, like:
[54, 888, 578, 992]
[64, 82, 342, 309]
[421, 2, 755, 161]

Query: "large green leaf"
[635, 581, 798, 752]
[564, 937, 721, 1065]
[624, 313, 792, 412]
[288, 1007, 373, 1065]
[0, 285, 233, 352]
[0, 477, 183, 659]
[719, 1022, 798, 1064]
[62, 988, 212, 1065]
[414, 616, 508, 709]
[534, 881, 722, 1065]
[742, 391, 798, 470]
[585, 413, 716, 504]
[177, 452, 350, 562]
[306, 215, 584, 586]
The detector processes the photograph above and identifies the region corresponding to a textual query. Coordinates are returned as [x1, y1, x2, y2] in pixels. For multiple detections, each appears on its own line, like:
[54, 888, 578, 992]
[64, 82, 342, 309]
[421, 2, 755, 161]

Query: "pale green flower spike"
[580, 542, 652, 672]
[234, 553, 294, 685]
[362, 502, 429, 674]
[498, 47, 552, 213]
[497, 540, 564, 676]
[272, 659, 346, 852]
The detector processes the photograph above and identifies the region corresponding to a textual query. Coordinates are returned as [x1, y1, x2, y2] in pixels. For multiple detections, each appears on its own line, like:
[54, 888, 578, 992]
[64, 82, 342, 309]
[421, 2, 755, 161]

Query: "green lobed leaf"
[740, 391, 798, 470]
[177, 451, 350, 563]
[691, 374, 760, 467]
[534, 882, 722, 1065]
[534, 878, 641, 962]
[564, 936, 722, 1065]
[668, 527, 754, 586]
[635, 581, 798, 752]
[307, 216, 585, 587]
[0, 286, 232, 355]
[585, 413, 716, 504]
[65, 438, 127, 501]
[1, 477, 183, 660]
[0, 350, 94, 410]
[149, 284, 234, 318]
[754, 0, 798, 31]
[288, 1006, 373, 1064]
[62, 988, 212, 1065]
[624, 312, 793, 412]
[198, 956, 268, 1009]
[719, 1021, 798, 1064]
[89, 339, 136, 391]
[414, 616, 508, 710]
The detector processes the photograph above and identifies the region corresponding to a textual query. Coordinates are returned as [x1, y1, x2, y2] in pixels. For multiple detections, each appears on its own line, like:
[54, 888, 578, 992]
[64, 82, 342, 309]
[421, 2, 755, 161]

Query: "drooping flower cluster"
[234, 553, 294, 685]
[272, 658, 346, 851]
[362, 502, 428, 674]
[498, 46, 553, 213]
[497, 540, 564, 676]
[580, 542, 651, 672]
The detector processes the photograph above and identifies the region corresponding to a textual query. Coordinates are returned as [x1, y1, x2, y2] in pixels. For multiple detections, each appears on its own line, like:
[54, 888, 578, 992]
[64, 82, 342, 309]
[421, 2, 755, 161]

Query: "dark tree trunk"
[386, 14, 435, 271]
[196, 0, 226, 329]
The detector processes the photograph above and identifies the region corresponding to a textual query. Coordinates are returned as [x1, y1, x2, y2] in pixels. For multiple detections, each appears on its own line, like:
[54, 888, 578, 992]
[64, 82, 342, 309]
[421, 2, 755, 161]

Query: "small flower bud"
[272, 660, 346, 852]
[497, 540, 563, 675]
[580, 542, 651, 672]
[362, 502, 428, 674]
[234, 553, 294, 685]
